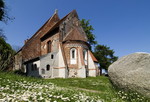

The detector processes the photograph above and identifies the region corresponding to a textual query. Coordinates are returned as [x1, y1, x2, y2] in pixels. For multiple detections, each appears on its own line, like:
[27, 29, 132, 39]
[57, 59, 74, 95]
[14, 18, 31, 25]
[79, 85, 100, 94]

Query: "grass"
[0, 71, 149, 102]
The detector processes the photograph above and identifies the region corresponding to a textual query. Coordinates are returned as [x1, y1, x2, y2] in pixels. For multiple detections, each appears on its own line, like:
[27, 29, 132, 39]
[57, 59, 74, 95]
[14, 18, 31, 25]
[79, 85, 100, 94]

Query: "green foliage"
[94, 44, 118, 70]
[80, 19, 97, 50]
[0, 37, 15, 70]
[80, 19, 118, 70]
[0, 0, 12, 23]
[0, 0, 4, 21]
[0, 29, 6, 40]
[0, 1, 14, 70]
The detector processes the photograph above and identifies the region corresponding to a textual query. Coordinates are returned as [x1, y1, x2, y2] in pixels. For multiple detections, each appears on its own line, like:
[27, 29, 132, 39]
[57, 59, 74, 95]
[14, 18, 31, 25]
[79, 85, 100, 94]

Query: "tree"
[94, 45, 118, 71]
[0, 0, 4, 21]
[0, 29, 6, 40]
[81, 19, 118, 71]
[0, 0, 6, 39]
[80, 19, 97, 50]
[0, 0, 15, 70]
[0, 0, 11, 23]
[0, 0, 9, 41]
[0, 37, 15, 70]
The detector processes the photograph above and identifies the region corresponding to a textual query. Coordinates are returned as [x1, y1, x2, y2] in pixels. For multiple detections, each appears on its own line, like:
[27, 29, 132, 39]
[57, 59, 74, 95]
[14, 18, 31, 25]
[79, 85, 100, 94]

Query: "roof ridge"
[41, 10, 77, 39]
[25, 11, 60, 44]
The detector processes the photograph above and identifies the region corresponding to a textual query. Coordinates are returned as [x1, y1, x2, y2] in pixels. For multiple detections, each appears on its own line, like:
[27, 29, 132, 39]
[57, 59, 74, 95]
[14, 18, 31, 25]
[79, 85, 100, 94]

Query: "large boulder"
[108, 52, 150, 97]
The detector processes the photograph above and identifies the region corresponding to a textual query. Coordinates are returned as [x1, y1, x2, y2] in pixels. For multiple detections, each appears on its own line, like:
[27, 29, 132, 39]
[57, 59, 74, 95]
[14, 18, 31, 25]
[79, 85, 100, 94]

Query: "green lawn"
[0, 71, 149, 102]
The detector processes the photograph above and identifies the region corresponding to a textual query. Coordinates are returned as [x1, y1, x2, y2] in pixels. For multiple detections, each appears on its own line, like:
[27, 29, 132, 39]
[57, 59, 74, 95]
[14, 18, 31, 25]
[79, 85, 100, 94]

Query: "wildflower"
[121, 96, 126, 99]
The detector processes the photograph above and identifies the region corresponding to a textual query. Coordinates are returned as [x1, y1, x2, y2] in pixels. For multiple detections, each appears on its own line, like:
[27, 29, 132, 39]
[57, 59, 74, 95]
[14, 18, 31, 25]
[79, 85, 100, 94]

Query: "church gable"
[59, 10, 88, 42]
[22, 11, 60, 61]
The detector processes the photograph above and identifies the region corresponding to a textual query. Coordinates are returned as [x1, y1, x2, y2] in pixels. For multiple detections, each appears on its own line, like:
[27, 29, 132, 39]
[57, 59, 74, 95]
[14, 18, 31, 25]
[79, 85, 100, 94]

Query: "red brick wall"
[41, 32, 59, 55]
[22, 13, 60, 61]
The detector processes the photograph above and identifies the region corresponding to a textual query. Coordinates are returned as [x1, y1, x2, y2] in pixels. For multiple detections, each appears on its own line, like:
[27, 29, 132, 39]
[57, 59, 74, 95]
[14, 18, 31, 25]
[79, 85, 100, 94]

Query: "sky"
[1, 0, 150, 58]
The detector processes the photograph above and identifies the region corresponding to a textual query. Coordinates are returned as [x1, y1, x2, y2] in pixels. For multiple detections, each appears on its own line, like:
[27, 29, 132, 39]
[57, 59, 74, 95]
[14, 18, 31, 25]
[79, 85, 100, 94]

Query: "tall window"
[51, 54, 54, 59]
[83, 50, 87, 60]
[70, 48, 76, 64]
[34, 64, 37, 70]
[72, 50, 75, 59]
[83, 50, 87, 65]
[47, 41, 51, 53]
[46, 64, 50, 71]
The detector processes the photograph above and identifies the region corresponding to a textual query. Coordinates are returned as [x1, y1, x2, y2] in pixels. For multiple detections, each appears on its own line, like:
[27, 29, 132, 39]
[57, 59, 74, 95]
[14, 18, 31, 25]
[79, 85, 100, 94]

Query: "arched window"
[46, 64, 50, 71]
[72, 50, 75, 59]
[83, 50, 87, 60]
[83, 49, 88, 65]
[34, 64, 37, 70]
[70, 48, 76, 64]
[51, 54, 54, 59]
[70, 48, 76, 59]
[47, 41, 51, 53]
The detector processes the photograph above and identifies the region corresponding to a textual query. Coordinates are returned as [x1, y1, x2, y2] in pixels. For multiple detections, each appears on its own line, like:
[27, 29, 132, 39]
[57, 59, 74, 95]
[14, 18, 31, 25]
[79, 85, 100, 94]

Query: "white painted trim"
[70, 48, 77, 64]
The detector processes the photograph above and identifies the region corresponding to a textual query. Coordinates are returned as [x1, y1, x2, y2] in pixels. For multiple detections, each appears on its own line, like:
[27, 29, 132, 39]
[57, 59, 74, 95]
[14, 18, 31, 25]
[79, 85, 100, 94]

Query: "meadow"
[0, 71, 149, 102]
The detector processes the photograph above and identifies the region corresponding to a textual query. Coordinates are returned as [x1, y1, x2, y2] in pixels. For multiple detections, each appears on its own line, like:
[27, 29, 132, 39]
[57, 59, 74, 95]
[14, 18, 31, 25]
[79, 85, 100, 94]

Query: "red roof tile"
[64, 28, 87, 42]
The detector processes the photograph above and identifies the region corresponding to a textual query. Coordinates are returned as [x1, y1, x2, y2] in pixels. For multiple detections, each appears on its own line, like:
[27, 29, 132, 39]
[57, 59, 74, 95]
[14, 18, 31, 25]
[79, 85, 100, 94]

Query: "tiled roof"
[40, 10, 76, 39]
[64, 28, 87, 42]
[25, 12, 60, 44]
[18, 11, 60, 54]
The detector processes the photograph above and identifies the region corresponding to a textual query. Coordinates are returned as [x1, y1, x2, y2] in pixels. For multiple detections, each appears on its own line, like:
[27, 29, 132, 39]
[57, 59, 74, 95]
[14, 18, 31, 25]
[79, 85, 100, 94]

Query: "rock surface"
[108, 52, 150, 97]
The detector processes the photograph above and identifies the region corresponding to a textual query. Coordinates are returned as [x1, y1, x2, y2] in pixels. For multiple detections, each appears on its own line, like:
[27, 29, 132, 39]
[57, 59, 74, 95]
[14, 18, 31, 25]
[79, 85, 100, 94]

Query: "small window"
[34, 64, 37, 70]
[83, 50, 88, 65]
[41, 69, 45, 74]
[70, 48, 76, 59]
[46, 64, 50, 71]
[51, 54, 54, 59]
[70, 48, 77, 64]
[83, 50, 87, 60]
[47, 41, 51, 53]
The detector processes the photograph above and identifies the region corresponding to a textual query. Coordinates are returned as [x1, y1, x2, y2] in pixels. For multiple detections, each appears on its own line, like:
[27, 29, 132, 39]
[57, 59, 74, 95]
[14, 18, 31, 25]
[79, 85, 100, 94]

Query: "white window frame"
[83, 49, 88, 65]
[70, 48, 77, 64]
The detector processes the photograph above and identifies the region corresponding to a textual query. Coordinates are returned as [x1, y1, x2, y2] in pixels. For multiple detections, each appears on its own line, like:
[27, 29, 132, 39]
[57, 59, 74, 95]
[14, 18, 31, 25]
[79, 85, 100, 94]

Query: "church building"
[14, 10, 100, 78]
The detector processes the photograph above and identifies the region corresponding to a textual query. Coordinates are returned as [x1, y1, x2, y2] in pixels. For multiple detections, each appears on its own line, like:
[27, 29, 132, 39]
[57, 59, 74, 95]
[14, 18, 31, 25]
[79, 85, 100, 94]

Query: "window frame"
[83, 49, 87, 61]
[70, 48, 77, 64]
[70, 48, 76, 60]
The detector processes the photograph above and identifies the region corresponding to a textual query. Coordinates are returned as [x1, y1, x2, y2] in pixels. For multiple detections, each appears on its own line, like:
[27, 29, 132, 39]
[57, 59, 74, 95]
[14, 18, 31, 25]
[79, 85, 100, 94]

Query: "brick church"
[14, 10, 100, 78]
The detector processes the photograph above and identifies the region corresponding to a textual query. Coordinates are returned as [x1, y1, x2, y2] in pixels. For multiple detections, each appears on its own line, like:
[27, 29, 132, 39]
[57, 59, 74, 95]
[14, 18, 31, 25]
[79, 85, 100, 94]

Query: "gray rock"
[108, 52, 150, 97]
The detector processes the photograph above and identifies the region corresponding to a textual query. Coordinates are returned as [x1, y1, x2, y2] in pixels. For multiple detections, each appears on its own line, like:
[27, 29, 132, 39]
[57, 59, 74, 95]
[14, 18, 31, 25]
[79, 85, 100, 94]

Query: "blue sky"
[1, 0, 150, 57]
